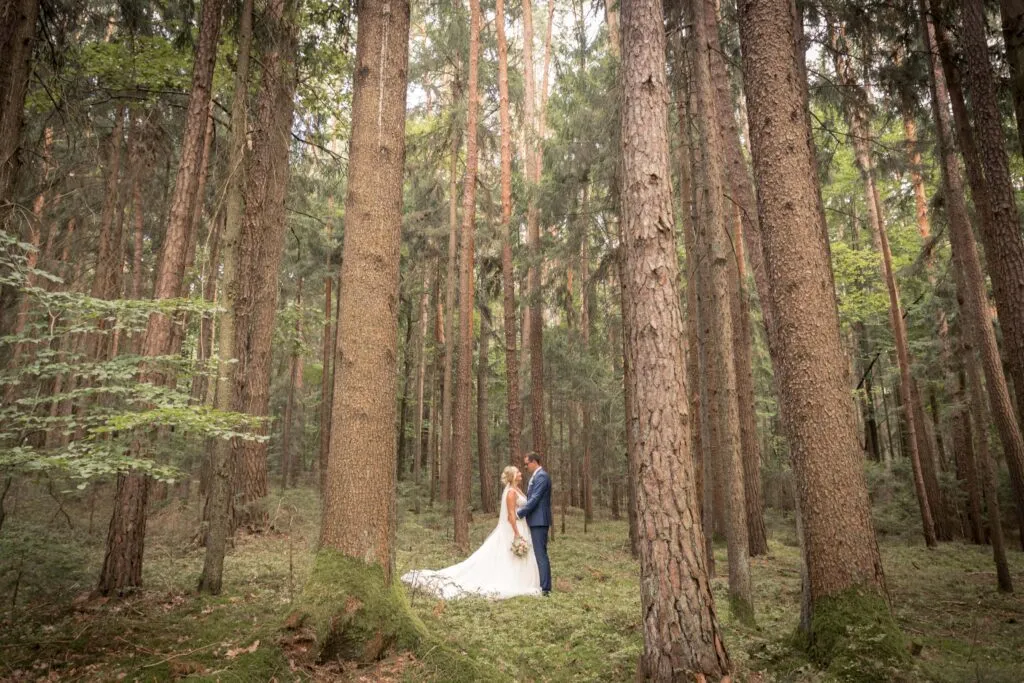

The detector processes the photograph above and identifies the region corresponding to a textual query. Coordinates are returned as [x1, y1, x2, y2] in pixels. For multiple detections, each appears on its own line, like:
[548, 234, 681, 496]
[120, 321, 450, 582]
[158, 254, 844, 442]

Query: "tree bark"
[495, 0, 522, 467]
[737, 0, 898, 654]
[281, 279, 303, 488]
[319, 275, 333, 492]
[1000, 0, 1024, 160]
[452, 0, 481, 552]
[0, 0, 38, 211]
[522, 0, 546, 458]
[319, 0, 410, 577]
[440, 114, 460, 504]
[616, 253, 640, 557]
[477, 292, 495, 514]
[620, 0, 731, 675]
[197, 0, 253, 595]
[99, 0, 224, 597]
[922, 3, 1021, 584]
[412, 269, 428, 512]
[691, 0, 754, 621]
[675, 87, 715, 573]
[231, 0, 299, 531]
[955, 0, 1024, 547]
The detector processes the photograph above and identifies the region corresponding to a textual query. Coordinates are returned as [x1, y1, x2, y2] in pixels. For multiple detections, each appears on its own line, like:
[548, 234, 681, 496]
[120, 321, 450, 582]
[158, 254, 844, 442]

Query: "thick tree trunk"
[620, 0, 731, 676]
[495, 0, 522, 467]
[99, 0, 224, 596]
[231, 0, 299, 530]
[737, 0, 900, 660]
[318, 0, 410, 574]
[452, 0, 481, 553]
[197, 0, 253, 595]
[691, 0, 754, 621]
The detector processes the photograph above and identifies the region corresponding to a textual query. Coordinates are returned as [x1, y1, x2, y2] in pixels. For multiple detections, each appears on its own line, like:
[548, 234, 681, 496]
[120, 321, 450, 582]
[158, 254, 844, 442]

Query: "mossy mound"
[293, 550, 502, 681]
[799, 587, 910, 682]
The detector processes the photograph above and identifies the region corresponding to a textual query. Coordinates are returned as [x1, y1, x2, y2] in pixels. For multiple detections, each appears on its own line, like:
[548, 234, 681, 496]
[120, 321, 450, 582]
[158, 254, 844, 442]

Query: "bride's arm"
[506, 489, 521, 537]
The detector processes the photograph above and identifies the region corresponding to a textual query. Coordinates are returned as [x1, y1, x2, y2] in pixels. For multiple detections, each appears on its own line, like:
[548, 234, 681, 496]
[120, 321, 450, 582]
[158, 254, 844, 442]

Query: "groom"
[517, 452, 552, 595]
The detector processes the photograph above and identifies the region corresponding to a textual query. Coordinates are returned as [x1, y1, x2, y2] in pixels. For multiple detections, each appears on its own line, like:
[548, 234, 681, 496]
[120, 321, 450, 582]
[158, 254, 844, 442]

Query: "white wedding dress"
[401, 486, 542, 599]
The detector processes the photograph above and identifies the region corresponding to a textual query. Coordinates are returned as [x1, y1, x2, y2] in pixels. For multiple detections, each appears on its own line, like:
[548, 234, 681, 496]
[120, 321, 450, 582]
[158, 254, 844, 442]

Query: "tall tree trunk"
[701, 10, 778, 554]
[675, 88, 715, 572]
[1000, 0, 1024, 160]
[580, 198, 594, 529]
[615, 258, 639, 556]
[99, 0, 225, 597]
[318, 0, 410, 577]
[396, 300, 414, 479]
[440, 116, 460, 503]
[0, 0, 38, 212]
[319, 275, 333, 491]
[522, 0, 546, 458]
[731, 209, 768, 557]
[620, 0, 730, 675]
[691, 0, 754, 621]
[197, 0, 253, 595]
[923, 4, 1020, 586]
[412, 270, 428, 512]
[231, 0, 299, 531]
[281, 279, 303, 489]
[495, 0, 522, 467]
[737, 0, 900, 658]
[830, 27, 937, 547]
[956, 0, 1024, 547]
[477, 292, 494, 514]
[452, 0, 481, 553]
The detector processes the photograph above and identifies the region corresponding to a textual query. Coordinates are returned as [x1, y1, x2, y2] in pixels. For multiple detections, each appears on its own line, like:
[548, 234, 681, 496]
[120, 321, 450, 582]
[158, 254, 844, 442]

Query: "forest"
[2, 0, 1024, 679]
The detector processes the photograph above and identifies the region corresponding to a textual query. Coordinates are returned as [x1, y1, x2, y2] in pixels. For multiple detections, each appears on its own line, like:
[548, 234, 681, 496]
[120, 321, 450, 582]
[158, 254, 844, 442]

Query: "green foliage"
[0, 235, 263, 485]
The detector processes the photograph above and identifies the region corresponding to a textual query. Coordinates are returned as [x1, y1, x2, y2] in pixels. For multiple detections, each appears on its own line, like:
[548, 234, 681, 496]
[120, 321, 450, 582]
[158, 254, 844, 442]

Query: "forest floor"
[0, 483, 1022, 682]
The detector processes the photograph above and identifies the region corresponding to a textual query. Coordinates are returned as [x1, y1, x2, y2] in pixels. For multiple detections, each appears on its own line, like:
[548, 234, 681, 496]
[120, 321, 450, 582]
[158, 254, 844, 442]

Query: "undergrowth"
[0, 480, 1022, 681]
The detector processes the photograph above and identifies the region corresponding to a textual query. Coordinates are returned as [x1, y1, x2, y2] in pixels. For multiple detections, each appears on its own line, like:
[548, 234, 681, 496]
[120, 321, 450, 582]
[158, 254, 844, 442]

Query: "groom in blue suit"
[517, 452, 552, 595]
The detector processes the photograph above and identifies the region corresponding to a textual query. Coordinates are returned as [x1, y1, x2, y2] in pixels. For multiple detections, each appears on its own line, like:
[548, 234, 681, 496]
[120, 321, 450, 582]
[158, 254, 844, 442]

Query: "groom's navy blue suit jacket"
[518, 468, 552, 527]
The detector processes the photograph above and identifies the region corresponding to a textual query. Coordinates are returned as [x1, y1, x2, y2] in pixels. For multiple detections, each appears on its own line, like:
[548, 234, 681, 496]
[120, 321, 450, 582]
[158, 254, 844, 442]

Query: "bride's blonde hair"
[501, 465, 520, 487]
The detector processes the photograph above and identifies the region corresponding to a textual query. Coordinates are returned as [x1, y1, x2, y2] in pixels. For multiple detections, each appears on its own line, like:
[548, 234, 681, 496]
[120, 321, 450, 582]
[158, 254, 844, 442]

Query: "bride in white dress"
[401, 466, 542, 599]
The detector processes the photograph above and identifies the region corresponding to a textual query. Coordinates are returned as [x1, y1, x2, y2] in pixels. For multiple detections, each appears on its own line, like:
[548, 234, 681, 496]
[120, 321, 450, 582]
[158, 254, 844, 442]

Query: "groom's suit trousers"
[530, 525, 551, 592]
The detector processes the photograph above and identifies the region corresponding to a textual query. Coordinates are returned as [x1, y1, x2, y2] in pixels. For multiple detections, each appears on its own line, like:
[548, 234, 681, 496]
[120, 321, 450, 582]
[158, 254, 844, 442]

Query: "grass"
[1, 482, 1023, 681]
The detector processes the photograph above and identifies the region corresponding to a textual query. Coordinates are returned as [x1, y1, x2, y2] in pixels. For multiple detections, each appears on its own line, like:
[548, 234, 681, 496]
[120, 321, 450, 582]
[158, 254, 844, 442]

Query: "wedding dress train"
[401, 486, 542, 599]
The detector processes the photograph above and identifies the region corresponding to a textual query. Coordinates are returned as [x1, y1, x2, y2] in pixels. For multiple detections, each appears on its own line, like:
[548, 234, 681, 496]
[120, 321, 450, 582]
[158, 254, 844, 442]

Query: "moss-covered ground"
[1, 485, 1022, 681]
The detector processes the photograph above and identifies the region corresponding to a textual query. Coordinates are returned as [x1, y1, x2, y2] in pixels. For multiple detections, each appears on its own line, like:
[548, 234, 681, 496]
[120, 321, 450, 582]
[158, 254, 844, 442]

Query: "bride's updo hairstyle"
[501, 465, 519, 487]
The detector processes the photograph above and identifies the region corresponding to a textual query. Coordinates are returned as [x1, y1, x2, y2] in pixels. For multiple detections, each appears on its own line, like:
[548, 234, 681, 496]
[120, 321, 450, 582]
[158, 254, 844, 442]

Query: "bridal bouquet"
[511, 536, 529, 558]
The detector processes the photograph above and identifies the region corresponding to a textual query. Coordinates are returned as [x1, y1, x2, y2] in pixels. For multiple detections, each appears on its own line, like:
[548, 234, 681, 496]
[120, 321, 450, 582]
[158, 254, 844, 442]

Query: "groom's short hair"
[524, 452, 542, 465]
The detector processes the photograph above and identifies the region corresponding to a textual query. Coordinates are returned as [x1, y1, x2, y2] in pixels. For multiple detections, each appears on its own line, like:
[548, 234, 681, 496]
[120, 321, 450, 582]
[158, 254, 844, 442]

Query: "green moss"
[296, 550, 503, 681]
[729, 594, 757, 628]
[799, 586, 909, 683]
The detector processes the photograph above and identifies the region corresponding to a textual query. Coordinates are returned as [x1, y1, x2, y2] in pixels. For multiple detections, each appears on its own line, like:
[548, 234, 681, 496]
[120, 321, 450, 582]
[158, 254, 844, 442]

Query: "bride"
[401, 466, 542, 599]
